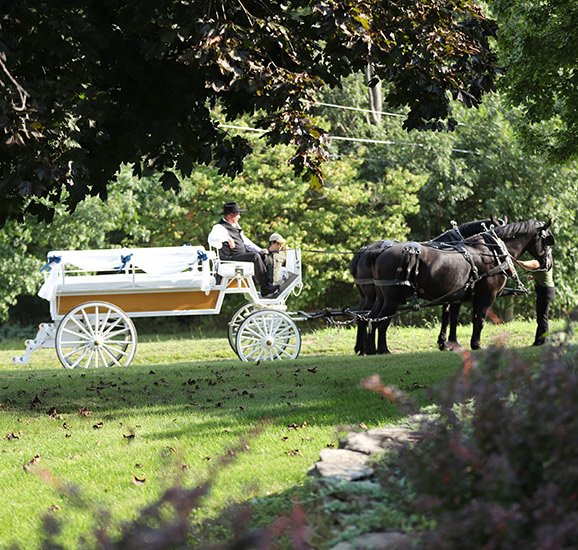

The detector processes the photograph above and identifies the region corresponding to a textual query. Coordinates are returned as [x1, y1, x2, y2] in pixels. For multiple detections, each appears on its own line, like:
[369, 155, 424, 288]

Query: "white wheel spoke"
[70, 317, 92, 338]
[102, 316, 123, 336]
[102, 343, 130, 358]
[102, 308, 112, 331]
[81, 310, 96, 336]
[63, 343, 90, 359]
[248, 323, 267, 338]
[276, 346, 295, 358]
[98, 348, 109, 367]
[105, 327, 131, 339]
[71, 348, 91, 369]
[94, 306, 100, 333]
[101, 345, 122, 367]
[239, 335, 263, 343]
[60, 339, 91, 346]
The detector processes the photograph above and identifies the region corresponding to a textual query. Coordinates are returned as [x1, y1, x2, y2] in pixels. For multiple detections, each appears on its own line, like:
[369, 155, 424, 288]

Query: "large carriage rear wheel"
[55, 301, 137, 369]
[227, 303, 258, 352]
[235, 310, 301, 362]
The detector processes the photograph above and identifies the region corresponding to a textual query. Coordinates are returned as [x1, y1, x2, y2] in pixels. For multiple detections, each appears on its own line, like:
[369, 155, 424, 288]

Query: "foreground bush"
[388, 316, 578, 549]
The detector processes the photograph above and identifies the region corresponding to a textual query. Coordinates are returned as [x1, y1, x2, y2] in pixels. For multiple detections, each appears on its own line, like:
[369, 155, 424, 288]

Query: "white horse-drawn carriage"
[13, 245, 303, 368]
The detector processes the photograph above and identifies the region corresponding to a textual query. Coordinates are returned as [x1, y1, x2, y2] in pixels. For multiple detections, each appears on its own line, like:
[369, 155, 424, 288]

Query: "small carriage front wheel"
[55, 301, 138, 369]
[236, 310, 301, 362]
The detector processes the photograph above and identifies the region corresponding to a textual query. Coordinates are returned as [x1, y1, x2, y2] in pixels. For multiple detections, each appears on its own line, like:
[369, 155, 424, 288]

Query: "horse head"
[529, 219, 555, 270]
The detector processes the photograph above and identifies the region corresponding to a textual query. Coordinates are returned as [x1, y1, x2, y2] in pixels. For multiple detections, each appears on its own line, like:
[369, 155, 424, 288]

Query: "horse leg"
[375, 318, 392, 354]
[361, 285, 378, 355]
[354, 283, 368, 355]
[366, 322, 377, 355]
[437, 304, 450, 350]
[367, 287, 384, 355]
[470, 295, 495, 350]
[446, 303, 463, 351]
[374, 288, 406, 355]
[354, 320, 367, 355]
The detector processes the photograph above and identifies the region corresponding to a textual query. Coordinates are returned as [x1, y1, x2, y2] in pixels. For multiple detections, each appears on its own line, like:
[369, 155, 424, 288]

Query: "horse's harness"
[373, 229, 528, 304]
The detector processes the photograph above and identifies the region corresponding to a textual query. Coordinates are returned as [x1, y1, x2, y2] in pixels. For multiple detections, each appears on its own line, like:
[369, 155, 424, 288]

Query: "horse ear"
[543, 219, 552, 230]
[501, 214, 508, 225]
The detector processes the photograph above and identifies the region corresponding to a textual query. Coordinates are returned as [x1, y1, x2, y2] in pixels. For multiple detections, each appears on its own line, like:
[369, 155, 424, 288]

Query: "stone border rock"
[307, 417, 426, 550]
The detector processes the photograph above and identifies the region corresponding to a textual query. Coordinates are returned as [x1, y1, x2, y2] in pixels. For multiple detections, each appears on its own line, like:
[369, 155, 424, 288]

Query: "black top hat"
[220, 201, 247, 216]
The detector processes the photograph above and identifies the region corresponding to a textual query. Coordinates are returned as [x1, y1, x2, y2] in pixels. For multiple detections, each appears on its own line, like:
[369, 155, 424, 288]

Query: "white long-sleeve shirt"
[208, 220, 261, 252]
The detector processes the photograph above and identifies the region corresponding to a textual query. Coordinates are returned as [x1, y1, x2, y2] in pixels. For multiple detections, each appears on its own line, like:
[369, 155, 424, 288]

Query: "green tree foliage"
[0, 1, 498, 224]
[311, 77, 578, 316]
[0, 153, 422, 323]
[491, 0, 578, 161]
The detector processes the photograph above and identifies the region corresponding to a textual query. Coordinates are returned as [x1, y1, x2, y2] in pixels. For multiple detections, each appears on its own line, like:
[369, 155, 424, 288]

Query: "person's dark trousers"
[534, 284, 555, 345]
[220, 251, 269, 287]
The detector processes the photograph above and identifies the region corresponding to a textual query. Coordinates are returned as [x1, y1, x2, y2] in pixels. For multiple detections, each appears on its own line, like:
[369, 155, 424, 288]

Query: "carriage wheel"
[228, 303, 258, 352]
[236, 310, 301, 362]
[55, 301, 137, 369]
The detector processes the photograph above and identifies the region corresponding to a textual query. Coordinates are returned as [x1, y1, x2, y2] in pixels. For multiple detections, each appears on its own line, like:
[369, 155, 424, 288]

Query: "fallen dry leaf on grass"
[285, 449, 302, 456]
[131, 475, 146, 486]
[287, 422, 307, 430]
[23, 454, 40, 472]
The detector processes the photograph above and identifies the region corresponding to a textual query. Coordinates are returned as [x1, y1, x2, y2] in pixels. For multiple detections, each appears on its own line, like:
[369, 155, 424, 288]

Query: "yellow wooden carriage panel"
[57, 290, 220, 315]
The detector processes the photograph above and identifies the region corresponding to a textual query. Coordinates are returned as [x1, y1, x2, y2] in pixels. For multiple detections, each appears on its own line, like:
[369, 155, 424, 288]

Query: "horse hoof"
[441, 341, 463, 352]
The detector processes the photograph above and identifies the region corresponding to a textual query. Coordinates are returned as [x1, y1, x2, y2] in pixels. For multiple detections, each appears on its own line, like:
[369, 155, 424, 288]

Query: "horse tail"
[350, 247, 365, 278]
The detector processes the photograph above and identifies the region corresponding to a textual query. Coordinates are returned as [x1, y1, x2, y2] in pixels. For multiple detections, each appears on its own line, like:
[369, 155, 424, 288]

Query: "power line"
[301, 99, 407, 120]
[301, 99, 490, 129]
[219, 124, 480, 155]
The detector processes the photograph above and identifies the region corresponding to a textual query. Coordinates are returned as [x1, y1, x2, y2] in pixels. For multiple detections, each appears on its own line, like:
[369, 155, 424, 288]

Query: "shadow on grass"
[0, 351, 466, 433]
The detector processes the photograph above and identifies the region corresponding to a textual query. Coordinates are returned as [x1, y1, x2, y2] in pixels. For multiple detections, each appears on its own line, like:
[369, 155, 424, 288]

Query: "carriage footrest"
[12, 323, 56, 365]
[276, 273, 299, 293]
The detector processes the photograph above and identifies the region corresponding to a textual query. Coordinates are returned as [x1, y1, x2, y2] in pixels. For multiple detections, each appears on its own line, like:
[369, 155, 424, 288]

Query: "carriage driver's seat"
[209, 245, 255, 286]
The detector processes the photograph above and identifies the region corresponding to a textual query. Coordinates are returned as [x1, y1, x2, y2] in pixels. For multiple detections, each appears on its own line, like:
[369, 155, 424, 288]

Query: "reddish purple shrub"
[398, 320, 578, 549]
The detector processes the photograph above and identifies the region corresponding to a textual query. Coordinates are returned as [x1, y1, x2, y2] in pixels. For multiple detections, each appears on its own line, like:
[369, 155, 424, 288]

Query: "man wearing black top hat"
[208, 202, 280, 297]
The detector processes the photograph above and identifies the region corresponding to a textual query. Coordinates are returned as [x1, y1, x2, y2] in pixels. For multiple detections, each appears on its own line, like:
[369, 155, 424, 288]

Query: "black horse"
[351, 216, 504, 355]
[369, 219, 554, 354]
[430, 216, 507, 351]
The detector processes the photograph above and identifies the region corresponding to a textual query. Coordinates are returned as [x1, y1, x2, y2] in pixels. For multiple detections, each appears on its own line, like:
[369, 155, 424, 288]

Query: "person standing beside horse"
[515, 255, 555, 345]
[208, 201, 280, 297]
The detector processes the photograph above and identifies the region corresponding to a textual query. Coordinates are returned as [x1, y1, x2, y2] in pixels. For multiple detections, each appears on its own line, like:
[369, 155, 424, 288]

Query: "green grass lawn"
[0, 319, 563, 548]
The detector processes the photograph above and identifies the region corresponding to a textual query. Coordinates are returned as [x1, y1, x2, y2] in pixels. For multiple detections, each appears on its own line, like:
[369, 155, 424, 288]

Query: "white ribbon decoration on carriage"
[38, 246, 214, 302]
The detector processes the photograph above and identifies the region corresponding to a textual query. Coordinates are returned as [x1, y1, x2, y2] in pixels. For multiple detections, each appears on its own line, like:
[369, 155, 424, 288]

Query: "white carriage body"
[14, 245, 303, 366]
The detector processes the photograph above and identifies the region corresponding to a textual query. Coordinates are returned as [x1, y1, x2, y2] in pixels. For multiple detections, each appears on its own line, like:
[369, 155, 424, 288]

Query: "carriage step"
[271, 273, 299, 296]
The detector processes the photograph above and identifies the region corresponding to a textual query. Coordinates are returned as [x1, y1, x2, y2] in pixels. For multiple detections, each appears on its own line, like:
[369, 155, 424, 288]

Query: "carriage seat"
[216, 261, 255, 278]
